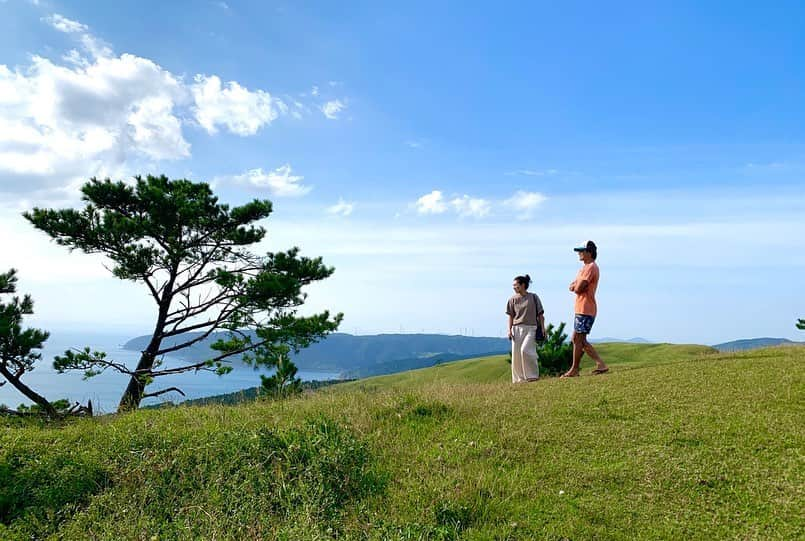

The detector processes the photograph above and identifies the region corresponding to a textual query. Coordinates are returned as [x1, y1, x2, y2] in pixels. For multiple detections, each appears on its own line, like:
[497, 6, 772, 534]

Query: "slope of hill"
[340, 342, 716, 391]
[1, 343, 801, 540]
[714, 337, 804, 351]
[123, 332, 511, 377]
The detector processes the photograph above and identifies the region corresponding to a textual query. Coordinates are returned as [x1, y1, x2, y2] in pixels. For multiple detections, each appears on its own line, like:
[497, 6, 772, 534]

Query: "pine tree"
[0, 269, 59, 417]
[259, 352, 302, 399]
[26, 176, 342, 411]
[536, 322, 573, 376]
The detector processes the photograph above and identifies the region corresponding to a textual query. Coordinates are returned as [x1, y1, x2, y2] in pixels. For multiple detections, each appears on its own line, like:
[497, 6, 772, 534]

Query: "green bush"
[259, 354, 302, 399]
[537, 322, 573, 376]
[503, 323, 573, 376]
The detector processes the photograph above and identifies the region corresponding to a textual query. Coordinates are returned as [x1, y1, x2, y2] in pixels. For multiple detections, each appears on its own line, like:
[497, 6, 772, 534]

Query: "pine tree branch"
[142, 386, 186, 399]
[148, 339, 271, 377]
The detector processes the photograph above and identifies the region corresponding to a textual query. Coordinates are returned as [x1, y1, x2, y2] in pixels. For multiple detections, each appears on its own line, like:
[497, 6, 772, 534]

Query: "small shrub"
[537, 322, 573, 376]
[502, 323, 573, 375]
[259, 354, 302, 399]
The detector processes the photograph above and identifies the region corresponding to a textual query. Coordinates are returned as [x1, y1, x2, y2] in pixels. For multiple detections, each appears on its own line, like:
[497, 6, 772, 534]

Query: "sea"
[0, 331, 341, 414]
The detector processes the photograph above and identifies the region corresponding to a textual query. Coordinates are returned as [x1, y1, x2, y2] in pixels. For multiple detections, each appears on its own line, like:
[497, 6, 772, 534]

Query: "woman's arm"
[507, 314, 514, 340]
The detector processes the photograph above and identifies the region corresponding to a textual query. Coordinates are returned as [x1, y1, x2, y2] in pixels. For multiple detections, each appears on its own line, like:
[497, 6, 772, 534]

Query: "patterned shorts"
[574, 314, 595, 334]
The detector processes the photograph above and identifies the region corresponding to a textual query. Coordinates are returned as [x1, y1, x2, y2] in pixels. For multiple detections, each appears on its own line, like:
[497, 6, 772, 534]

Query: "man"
[561, 240, 609, 378]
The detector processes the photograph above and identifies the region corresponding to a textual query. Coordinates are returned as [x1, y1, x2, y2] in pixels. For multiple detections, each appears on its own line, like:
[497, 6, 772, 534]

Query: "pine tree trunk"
[116, 352, 154, 412]
[0, 364, 60, 418]
[117, 288, 173, 412]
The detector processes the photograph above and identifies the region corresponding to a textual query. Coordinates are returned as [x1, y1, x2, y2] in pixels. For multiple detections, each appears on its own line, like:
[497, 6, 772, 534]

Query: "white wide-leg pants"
[511, 325, 539, 383]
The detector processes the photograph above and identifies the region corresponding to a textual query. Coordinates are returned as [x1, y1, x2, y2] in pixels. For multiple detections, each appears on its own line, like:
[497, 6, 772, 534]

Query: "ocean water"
[0, 331, 341, 414]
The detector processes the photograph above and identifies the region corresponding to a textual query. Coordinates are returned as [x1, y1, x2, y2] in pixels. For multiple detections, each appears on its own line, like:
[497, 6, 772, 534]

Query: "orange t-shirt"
[573, 262, 599, 316]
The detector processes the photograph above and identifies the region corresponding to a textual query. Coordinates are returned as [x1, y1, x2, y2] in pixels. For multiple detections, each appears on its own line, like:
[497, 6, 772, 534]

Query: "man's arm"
[574, 279, 589, 294]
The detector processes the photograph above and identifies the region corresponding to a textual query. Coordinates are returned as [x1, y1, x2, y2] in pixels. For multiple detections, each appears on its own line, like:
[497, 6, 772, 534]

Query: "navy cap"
[573, 240, 597, 253]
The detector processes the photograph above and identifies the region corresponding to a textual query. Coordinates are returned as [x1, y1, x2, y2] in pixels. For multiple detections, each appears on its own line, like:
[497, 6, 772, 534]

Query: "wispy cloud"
[505, 168, 559, 177]
[503, 191, 547, 219]
[44, 13, 112, 58]
[744, 161, 787, 170]
[44, 14, 87, 33]
[414, 190, 448, 214]
[405, 139, 427, 149]
[219, 165, 312, 197]
[321, 99, 346, 120]
[450, 195, 491, 218]
[412, 190, 543, 220]
[327, 198, 355, 217]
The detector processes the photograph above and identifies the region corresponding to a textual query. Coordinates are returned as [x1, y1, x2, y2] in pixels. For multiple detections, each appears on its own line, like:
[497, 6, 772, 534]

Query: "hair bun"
[525, 274, 531, 280]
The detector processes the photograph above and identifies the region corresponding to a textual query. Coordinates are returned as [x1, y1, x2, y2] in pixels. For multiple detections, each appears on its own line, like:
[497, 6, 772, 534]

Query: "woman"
[506, 274, 546, 383]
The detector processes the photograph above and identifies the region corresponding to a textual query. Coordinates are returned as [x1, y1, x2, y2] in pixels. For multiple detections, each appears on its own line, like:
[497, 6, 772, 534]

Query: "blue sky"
[0, 0, 803, 344]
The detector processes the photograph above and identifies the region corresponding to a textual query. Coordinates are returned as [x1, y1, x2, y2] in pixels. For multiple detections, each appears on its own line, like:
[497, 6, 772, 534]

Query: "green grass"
[342, 342, 716, 391]
[1, 343, 802, 539]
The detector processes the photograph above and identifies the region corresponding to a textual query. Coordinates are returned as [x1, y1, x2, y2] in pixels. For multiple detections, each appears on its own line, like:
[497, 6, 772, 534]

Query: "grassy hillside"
[1, 344, 802, 540]
[342, 342, 716, 391]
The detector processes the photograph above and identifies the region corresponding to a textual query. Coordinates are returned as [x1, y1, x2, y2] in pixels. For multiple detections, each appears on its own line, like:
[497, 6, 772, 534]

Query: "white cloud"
[216, 1, 230, 9]
[503, 191, 547, 219]
[415, 190, 447, 214]
[450, 195, 491, 218]
[321, 99, 345, 120]
[79, 33, 114, 60]
[0, 13, 304, 201]
[327, 198, 354, 217]
[192, 74, 283, 136]
[0, 53, 189, 199]
[227, 165, 311, 197]
[128, 95, 190, 160]
[413, 191, 491, 218]
[311, 85, 319, 96]
[44, 13, 112, 60]
[45, 14, 88, 34]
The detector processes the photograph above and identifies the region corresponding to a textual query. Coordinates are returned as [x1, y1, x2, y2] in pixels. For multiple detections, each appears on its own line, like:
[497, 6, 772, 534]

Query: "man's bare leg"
[561, 331, 585, 377]
[582, 337, 608, 372]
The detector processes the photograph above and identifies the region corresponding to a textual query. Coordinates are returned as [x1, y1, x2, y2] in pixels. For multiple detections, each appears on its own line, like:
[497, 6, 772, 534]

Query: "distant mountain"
[123, 332, 511, 377]
[591, 337, 653, 344]
[713, 337, 804, 352]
